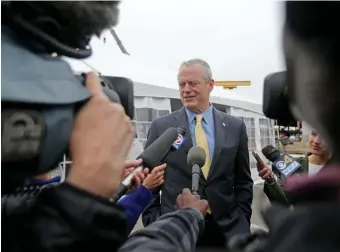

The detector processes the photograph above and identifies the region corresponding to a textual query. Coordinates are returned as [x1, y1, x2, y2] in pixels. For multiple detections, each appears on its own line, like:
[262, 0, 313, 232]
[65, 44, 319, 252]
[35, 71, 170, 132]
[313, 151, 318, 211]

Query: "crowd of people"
[2, 1, 340, 252]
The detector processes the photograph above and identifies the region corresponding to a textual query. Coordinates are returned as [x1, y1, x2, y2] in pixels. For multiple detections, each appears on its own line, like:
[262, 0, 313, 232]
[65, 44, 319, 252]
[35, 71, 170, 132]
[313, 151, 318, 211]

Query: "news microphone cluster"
[111, 127, 186, 202]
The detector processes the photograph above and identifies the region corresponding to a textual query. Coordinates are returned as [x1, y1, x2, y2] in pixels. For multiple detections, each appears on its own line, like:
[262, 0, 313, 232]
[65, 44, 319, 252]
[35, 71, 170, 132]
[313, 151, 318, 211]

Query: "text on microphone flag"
[273, 153, 301, 179]
[284, 155, 293, 164]
[172, 134, 185, 150]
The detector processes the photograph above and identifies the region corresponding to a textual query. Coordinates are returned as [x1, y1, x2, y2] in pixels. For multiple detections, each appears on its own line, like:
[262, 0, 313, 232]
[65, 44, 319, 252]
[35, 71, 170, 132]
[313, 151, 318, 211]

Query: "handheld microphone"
[262, 145, 301, 181]
[187, 146, 206, 200]
[112, 127, 186, 202]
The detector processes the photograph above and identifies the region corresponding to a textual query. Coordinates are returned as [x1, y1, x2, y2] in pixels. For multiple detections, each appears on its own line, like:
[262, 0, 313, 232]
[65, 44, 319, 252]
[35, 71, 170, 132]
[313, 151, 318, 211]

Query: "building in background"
[65, 34, 275, 183]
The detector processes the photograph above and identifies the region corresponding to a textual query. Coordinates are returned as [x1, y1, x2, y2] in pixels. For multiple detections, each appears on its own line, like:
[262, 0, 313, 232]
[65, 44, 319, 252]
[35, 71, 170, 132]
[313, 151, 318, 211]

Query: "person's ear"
[208, 79, 214, 93]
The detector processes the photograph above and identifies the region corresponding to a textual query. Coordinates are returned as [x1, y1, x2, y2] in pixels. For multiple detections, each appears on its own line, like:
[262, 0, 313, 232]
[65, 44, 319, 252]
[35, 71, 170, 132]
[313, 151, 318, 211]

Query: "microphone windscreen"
[139, 127, 179, 169]
[262, 145, 281, 162]
[187, 146, 206, 167]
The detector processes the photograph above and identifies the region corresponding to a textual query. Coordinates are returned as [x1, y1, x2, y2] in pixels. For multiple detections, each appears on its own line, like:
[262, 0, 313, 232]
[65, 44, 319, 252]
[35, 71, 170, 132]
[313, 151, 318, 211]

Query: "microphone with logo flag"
[111, 127, 186, 202]
[172, 127, 186, 150]
[262, 145, 302, 181]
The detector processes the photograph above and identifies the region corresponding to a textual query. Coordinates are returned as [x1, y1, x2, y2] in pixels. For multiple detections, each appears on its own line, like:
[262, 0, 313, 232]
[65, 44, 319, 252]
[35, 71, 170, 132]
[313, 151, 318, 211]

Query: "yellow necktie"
[195, 114, 211, 214]
[195, 114, 211, 179]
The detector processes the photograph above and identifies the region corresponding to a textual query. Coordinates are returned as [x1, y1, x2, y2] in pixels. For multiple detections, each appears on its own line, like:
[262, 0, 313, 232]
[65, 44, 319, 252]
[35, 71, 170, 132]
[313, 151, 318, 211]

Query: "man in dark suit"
[142, 58, 253, 248]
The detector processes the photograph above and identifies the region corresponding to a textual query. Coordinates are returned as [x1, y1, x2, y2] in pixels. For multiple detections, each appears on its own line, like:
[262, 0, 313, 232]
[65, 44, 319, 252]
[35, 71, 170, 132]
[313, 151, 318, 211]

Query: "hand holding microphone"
[176, 188, 209, 217]
[142, 163, 167, 190]
[122, 159, 148, 194]
[262, 145, 302, 181]
[111, 127, 186, 202]
[122, 161, 167, 193]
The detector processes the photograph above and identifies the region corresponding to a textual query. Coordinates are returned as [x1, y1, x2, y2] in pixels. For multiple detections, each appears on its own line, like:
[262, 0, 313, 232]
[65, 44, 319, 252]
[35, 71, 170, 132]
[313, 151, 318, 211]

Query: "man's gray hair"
[178, 58, 213, 82]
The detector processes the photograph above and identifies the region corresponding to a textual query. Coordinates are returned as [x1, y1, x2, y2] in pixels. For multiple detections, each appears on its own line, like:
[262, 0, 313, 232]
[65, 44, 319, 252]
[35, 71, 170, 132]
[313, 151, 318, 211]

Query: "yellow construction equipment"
[215, 80, 251, 90]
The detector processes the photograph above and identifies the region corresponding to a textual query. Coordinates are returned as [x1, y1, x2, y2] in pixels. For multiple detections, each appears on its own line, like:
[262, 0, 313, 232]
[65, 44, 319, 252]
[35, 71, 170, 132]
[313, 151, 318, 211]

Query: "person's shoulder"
[214, 109, 244, 126]
[151, 109, 182, 125]
[227, 114, 244, 125]
[296, 155, 308, 164]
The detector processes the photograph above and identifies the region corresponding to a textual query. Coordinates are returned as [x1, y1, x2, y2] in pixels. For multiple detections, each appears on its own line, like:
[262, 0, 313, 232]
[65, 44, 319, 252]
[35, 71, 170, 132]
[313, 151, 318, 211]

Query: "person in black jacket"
[1, 2, 138, 251]
[2, 3, 211, 252]
[1, 72, 137, 251]
[229, 2, 340, 251]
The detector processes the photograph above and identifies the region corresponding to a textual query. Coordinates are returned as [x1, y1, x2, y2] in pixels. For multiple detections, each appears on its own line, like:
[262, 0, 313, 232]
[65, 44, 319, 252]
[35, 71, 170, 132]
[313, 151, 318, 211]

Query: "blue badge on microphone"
[273, 153, 301, 180]
[172, 134, 185, 150]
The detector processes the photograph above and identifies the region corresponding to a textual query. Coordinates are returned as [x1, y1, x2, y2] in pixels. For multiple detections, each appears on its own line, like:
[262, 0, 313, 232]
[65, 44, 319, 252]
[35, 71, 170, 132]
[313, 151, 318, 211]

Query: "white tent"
[64, 30, 262, 114]
[64, 31, 274, 181]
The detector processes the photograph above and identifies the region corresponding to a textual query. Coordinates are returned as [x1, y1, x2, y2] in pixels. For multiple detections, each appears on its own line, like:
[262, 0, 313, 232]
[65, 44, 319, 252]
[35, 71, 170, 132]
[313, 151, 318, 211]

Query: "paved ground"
[131, 182, 269, 233]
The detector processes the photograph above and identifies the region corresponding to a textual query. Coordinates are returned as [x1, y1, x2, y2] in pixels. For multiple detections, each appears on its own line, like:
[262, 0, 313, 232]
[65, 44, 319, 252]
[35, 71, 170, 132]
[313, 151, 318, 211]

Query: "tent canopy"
[64, 31, 262, 114]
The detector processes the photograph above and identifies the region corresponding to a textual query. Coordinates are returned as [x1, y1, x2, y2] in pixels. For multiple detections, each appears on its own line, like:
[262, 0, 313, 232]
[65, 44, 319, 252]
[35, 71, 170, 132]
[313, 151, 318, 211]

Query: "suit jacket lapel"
[208, 108, 228, 179]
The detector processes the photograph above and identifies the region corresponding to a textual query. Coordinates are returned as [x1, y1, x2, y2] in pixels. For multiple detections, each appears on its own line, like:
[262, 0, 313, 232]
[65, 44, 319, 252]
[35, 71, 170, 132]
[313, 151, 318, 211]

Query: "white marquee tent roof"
[64, 30, 263, 114]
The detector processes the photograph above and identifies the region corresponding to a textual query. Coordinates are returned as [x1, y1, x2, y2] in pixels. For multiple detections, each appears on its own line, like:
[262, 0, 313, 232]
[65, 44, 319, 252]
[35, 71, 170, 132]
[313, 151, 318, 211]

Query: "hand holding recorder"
[251, 150, 275, 184]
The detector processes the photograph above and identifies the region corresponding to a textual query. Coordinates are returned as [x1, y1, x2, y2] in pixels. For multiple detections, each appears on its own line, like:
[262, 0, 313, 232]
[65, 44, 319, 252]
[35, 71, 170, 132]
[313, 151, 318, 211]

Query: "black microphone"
[262, 145, 302, 181]
[187, 146, 206, 200]
[112, 127, 186, 202]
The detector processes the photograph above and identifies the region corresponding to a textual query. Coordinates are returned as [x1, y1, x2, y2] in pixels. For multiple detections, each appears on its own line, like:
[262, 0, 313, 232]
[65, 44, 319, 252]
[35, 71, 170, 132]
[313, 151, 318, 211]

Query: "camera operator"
[1, 1, 138, 249]
[2, 2, 212, 252]
[2, 72, 136, 251]
[228, 2, 340, 251]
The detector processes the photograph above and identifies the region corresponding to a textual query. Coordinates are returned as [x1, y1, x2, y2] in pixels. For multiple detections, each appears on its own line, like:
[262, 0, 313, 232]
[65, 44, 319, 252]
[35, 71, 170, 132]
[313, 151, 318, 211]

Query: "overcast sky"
[82, 0, 286, 104]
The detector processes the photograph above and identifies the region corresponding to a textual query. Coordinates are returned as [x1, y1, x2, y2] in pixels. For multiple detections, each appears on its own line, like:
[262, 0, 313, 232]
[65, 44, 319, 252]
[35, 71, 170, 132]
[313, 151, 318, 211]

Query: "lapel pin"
[222, 123, 226, 127]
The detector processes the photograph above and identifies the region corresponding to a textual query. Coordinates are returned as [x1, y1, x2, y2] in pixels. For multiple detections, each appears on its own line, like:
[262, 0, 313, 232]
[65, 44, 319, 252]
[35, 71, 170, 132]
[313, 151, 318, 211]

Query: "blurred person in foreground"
[228, 2, 340, 251]
[1, 70, 136, 251]
[1, 1, 135, 250]
[259, 129, 332, 206]
[2, 2, 211, 252]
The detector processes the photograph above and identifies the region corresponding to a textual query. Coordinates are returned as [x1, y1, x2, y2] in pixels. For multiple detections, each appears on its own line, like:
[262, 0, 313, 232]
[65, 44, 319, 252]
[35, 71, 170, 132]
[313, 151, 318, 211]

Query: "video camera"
[76, 74, 135, 120]
[262, 71, 297, 127]
[1, 3, 135, 193]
